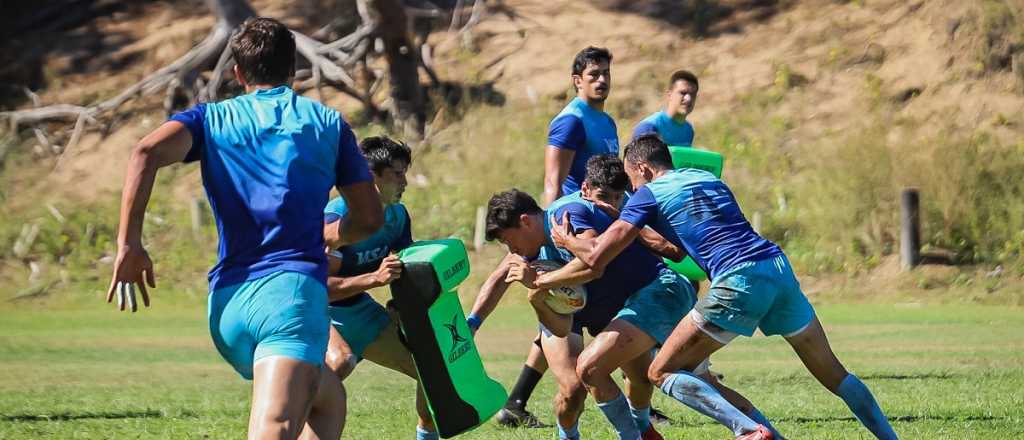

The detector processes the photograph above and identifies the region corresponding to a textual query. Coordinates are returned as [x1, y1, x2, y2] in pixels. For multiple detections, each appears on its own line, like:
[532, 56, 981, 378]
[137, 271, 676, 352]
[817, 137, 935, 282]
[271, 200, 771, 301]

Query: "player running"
[473, 157, 777, 440]
[551, 134, 899, 440]
[319, 136, 439, 440]
[488, 46, 624, 429]
[107, 17, 383, 439]
[632, 70, 699, 146]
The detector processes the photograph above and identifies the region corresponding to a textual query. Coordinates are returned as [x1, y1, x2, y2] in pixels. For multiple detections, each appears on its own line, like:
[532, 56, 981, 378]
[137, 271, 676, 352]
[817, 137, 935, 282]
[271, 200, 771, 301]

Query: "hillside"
[1, 0, 1022, 305]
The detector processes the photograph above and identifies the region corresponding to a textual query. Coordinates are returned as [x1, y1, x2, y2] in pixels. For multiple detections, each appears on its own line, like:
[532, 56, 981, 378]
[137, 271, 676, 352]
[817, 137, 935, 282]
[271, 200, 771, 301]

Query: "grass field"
[1, 299, 1022, 439]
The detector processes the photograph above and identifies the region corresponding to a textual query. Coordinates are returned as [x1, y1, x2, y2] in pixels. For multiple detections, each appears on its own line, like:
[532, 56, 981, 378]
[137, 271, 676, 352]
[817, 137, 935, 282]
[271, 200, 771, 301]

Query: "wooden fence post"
[900, 188, 921, 271]
[473, 206, 486, 251]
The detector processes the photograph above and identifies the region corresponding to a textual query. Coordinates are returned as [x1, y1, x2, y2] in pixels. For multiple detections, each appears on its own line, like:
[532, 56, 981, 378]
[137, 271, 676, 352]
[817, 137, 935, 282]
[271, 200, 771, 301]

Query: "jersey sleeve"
[335, 120, 373, 188]
[323, 197, 350, 224]
[631, 120, 657, 141]
[618, 185, 659, 229]
[554, 203, 597, 234]
[547, 115, 587, 151]
[391, 205, 414, 251]
[169, 103, 206, 163]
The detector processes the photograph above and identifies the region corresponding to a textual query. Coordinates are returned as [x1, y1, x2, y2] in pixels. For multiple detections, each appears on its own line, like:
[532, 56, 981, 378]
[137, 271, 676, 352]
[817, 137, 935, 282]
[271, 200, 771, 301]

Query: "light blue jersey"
[619, 169, 781, 280]
[171, 86, 371, 290]
[547, 97, 619, 195]
[632, 111, 694, 147]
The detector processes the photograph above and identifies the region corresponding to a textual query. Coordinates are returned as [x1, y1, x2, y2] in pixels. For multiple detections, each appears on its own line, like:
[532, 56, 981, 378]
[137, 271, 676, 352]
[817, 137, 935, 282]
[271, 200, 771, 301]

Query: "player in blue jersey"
[318, 136, 438, 440]
[632, 70, 698, 146]
[471, 157, 776, 440]
[551, 134, 899, 440]
[544, 46, 620, 206]
[106, 18, 384, 440]
[489, 46, 622, 430]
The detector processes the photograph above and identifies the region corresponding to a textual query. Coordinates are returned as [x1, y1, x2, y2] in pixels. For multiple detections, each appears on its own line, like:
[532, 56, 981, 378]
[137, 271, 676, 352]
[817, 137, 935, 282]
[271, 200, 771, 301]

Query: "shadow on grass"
[859, 372, 955, 380]
[668, 413, 1002, 428]
[2, 409, 195, 423]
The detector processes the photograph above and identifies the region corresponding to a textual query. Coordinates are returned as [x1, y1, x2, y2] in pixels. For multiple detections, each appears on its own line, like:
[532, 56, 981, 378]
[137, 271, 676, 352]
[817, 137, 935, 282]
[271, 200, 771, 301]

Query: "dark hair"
[623, 134, 674, 170]
[359, 136, 412, 174]
[584, 155, 628, 192]
[230, 17, 296, 86]
[571, 46, 613, 76]
[668, 69, 699, 92]
[485, 189, 542, 241]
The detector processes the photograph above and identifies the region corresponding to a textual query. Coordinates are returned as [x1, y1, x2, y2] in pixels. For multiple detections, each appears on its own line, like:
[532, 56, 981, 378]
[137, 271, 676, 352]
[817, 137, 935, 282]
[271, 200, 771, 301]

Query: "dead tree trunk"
[367, 0, 426, 138]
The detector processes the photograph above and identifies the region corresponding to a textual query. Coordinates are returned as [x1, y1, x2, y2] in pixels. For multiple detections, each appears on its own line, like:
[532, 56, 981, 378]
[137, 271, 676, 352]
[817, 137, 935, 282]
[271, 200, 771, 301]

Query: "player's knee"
[574, 355, 609, 387]
[325, 350, 357, 381]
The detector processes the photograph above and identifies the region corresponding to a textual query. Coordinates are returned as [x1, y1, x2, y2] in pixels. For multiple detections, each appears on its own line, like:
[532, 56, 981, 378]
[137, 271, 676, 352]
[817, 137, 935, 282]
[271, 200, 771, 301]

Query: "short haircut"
[230, 17, 296, 86]
[485, 189, 542, 241]
[571, 46, 613, 76]
[584, 155, 629, 192]
[668, 69, 699, 92]
[623, 134, 674, 171]
[359, 136, 412, 174]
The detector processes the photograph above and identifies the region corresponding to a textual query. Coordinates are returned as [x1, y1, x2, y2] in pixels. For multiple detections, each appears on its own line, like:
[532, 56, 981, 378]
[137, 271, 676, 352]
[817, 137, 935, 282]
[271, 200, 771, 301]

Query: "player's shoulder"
[388, 202, 412, 222]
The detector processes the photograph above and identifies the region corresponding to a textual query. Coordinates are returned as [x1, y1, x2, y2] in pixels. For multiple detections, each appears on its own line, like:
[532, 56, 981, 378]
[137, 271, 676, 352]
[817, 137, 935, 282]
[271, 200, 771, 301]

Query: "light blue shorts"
[696, 254, 816, 338]
[328, 294, 391, 361]
[208, 271, 329, 380]
[614, 268, 696, 346]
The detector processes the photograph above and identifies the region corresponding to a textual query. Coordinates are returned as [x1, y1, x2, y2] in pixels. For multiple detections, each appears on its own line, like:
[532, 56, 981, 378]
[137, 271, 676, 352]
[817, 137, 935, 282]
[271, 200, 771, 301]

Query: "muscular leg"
[506, 336, 548, 409]
[539, 329, 586, 439]
[576, 319, 656, 439]
[646, 314, 761, 437]
[362, 319, 436, 434]
[324, 326, 357, 381]
[785, 318, 897, 439]
[249, 356, 322, 440]
[298, 366, 346, 440]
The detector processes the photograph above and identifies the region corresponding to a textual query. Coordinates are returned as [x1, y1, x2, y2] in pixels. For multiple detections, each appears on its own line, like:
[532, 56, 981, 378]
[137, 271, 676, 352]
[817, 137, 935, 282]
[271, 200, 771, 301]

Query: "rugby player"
[107, 17, 383, 439]
[320, 136, 439, 440]
[551, 134, 899, 440]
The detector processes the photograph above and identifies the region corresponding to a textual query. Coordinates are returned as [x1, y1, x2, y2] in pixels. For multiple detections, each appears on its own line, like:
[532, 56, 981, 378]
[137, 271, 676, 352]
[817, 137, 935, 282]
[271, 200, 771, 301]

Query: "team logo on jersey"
[444, 314, 471, 364]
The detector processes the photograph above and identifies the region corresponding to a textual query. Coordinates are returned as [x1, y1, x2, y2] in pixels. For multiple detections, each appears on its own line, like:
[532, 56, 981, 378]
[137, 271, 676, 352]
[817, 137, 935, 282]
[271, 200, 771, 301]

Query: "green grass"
[1, 300, 1022, 439]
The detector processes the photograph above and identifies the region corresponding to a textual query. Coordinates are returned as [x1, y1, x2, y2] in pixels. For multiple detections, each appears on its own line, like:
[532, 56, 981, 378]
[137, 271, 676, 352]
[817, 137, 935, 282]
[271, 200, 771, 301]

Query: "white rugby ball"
[530, 259, 588, 315]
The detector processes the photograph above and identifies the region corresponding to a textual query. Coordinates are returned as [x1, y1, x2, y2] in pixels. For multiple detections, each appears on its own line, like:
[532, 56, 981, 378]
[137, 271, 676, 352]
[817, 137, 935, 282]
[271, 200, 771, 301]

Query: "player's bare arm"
[542, 146, 574, 206]
[325, 181, 385, 248]
[550, 215, 640, 273]
[108, 121, 194, 312]
[325, 254, 402, 303]
[637, 227, 686, 262]
[467, 253, 518, 328]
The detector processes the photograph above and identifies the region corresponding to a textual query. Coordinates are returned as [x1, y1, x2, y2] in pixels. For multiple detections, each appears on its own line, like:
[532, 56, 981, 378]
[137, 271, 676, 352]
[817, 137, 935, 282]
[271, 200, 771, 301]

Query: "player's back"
[190, 86, 347, 289]
[643, 169, 781, 279]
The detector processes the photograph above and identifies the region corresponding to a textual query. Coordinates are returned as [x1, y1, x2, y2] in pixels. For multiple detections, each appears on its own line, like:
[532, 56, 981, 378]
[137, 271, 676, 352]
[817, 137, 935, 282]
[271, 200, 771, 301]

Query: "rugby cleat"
[641, 423, 665, 440]
[495, 407, 546, 428]
[649, 406, 672, 425]
[735, 425, 774, 440]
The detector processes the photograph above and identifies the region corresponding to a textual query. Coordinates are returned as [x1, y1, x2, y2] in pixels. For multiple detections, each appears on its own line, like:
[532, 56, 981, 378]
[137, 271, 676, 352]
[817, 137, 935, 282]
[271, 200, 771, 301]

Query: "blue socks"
[659, 370, 760, 436]
[415, 426, 438, 440]
[596, 393, 641, 440]
[747, 407, 785, 440]
[628, 403, 651, 432]
[836, 374, 898, 440]
[557, 422, 580, 440]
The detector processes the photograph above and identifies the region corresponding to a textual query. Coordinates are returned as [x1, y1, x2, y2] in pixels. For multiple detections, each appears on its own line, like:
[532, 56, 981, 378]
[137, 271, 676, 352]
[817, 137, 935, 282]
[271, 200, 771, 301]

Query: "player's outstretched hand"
[372, 255, 403, 287]
[549, 211, 575, 249]
[505, 259, 539, 289]
[107, 244, 155, 312]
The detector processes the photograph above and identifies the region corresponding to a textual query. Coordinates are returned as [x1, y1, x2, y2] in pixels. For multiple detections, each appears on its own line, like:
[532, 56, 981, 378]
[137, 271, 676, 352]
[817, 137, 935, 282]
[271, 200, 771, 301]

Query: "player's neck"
[652, 168, 672, 181]
[664, 108, 687, 124]
[580, 94, 605, 112]
[245, 83, 287, 93]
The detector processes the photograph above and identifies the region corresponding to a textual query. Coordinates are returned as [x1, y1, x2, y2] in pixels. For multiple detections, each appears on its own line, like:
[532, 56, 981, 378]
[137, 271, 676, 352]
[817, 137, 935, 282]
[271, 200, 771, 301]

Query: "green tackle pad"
[389, 239, 507, 438]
